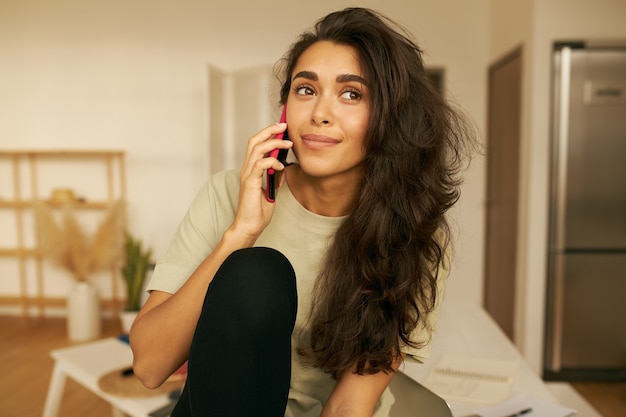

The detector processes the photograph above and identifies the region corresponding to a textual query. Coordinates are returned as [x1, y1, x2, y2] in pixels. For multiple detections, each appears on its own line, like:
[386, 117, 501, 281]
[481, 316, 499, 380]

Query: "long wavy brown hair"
[276, 7, 476, 379]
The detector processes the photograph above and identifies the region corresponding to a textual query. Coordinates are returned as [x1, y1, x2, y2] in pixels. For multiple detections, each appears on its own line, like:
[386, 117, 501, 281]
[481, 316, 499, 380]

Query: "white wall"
[0, 0, 489, 305]
[489, 0, 626, 373]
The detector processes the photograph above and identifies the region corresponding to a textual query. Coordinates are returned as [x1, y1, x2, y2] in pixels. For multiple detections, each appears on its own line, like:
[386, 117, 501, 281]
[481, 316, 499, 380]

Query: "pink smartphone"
[265, 105, 289, 202]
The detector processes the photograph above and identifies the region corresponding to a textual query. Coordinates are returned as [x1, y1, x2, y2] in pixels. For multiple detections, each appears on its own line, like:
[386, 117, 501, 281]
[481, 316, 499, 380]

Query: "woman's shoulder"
[201, 169, 240, 203]
[184, 169, 240, 219]
[206, 169, 240, 190]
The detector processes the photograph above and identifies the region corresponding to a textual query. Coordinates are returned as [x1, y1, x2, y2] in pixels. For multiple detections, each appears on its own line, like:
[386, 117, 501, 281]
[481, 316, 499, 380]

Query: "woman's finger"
[242, 123, 287, 176]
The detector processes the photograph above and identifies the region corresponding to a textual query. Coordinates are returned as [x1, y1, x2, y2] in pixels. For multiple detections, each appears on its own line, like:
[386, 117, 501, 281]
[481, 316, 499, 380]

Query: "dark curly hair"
[276, 7, 476, 379]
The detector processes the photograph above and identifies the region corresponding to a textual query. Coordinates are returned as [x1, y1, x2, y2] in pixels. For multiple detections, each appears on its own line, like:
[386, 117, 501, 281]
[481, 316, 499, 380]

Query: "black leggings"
[171, 247, 298, 417]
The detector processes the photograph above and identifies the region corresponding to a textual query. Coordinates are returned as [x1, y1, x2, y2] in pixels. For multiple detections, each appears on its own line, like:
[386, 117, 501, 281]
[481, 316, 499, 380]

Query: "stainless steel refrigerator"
[545, 41, 626, 381]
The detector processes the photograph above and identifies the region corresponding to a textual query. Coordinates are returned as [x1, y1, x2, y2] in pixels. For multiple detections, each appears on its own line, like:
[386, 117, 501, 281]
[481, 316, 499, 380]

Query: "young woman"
[130, 7, 475, 417]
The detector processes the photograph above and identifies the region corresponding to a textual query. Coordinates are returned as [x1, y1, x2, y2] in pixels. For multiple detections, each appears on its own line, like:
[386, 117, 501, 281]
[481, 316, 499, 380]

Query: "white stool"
[42, 338, 174, 417]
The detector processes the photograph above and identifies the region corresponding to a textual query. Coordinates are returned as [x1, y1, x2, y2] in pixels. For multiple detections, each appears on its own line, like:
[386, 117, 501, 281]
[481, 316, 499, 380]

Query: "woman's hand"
[229, 122, 292, 243]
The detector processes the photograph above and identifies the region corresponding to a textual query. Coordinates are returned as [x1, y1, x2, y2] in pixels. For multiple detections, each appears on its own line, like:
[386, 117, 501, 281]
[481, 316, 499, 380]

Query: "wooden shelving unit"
[0, 150, 126, 319]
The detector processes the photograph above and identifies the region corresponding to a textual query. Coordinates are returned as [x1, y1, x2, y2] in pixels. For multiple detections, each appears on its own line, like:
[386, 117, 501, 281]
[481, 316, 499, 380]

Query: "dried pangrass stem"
[33, 200, 126, 282]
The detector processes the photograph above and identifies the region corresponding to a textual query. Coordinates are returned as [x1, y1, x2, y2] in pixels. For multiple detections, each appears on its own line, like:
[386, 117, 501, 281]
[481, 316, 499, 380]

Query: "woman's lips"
[301, 134, 340, 149]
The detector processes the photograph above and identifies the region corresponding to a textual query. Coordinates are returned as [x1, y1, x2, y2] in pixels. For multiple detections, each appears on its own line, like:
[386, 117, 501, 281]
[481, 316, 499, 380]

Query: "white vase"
[67, 281, 101, 342]
[119, 310, 138, 334]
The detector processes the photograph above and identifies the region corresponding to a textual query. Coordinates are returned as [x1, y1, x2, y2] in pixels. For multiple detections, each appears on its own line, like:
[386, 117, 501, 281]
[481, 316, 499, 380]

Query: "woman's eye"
[295, 86, 315, 96]
[340, 89, 362, 101]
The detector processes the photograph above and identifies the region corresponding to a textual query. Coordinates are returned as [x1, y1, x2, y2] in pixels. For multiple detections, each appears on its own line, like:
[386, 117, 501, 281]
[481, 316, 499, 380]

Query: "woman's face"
[286, 41, 370, 184]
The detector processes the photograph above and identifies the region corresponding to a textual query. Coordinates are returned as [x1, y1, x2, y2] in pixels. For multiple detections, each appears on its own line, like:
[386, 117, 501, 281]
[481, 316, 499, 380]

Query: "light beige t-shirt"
[148, 169, 445, 417]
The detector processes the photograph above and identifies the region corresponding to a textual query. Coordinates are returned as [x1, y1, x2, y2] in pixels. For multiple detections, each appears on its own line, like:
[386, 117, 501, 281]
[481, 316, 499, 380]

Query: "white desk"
[42, 300, 558, 417]
[400, 298, 558, 416]
[42, 338, 174, 417]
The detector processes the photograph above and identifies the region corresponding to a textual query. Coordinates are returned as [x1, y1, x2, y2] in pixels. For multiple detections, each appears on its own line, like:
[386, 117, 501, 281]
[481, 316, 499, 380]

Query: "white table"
[41, 338, 175, 417]
[399, 298, 558, 416]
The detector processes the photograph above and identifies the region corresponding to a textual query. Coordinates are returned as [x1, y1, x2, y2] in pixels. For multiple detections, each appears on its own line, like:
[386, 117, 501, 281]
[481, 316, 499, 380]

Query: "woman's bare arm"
[129, 123, 291, 389]
[129, 229, 253, 388]
[321, 355, 404, 417]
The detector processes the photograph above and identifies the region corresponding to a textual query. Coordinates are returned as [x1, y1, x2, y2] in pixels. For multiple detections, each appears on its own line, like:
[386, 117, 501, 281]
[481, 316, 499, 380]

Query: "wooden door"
[483, 47, 523, 340]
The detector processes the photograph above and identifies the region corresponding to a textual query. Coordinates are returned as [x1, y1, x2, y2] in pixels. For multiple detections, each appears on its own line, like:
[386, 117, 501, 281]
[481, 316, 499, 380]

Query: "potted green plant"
[120, 233, 153, 333]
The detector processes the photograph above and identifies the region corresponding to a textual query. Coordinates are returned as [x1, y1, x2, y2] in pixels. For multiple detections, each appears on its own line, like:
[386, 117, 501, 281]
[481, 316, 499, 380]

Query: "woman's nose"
[311, 96, 333, 125]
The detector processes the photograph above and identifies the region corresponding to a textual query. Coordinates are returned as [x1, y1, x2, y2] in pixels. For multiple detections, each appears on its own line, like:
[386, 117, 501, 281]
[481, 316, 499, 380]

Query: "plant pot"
[120, 310, 139, 334]
[67, 281, 101, 342]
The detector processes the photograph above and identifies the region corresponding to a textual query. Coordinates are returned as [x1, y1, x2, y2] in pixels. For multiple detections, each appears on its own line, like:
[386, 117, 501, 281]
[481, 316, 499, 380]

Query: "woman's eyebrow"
[336, 74, 367, 85]
[293, 70, 318, 81]
[292, 71, 367, 86]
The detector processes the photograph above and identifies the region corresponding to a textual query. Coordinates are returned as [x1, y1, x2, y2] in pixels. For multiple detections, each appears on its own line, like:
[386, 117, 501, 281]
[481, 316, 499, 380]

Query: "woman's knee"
[209, 247, 298, 331]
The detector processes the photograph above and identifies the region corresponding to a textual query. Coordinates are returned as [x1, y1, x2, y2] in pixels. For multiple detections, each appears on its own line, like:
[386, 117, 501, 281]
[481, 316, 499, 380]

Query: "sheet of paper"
[423, 354, 519, 404]
[474, 393, 577, 417]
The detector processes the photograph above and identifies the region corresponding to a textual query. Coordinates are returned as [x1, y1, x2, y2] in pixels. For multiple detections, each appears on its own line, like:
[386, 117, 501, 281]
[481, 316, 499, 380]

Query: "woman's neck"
[285, 164, 362, 217]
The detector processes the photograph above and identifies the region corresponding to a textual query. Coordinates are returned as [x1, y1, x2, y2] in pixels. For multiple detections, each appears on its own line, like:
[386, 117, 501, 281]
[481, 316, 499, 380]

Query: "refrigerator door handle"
[548, 47, 572, 372]
[549, 254, 565, 372]
[554, 47, 571, 251]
